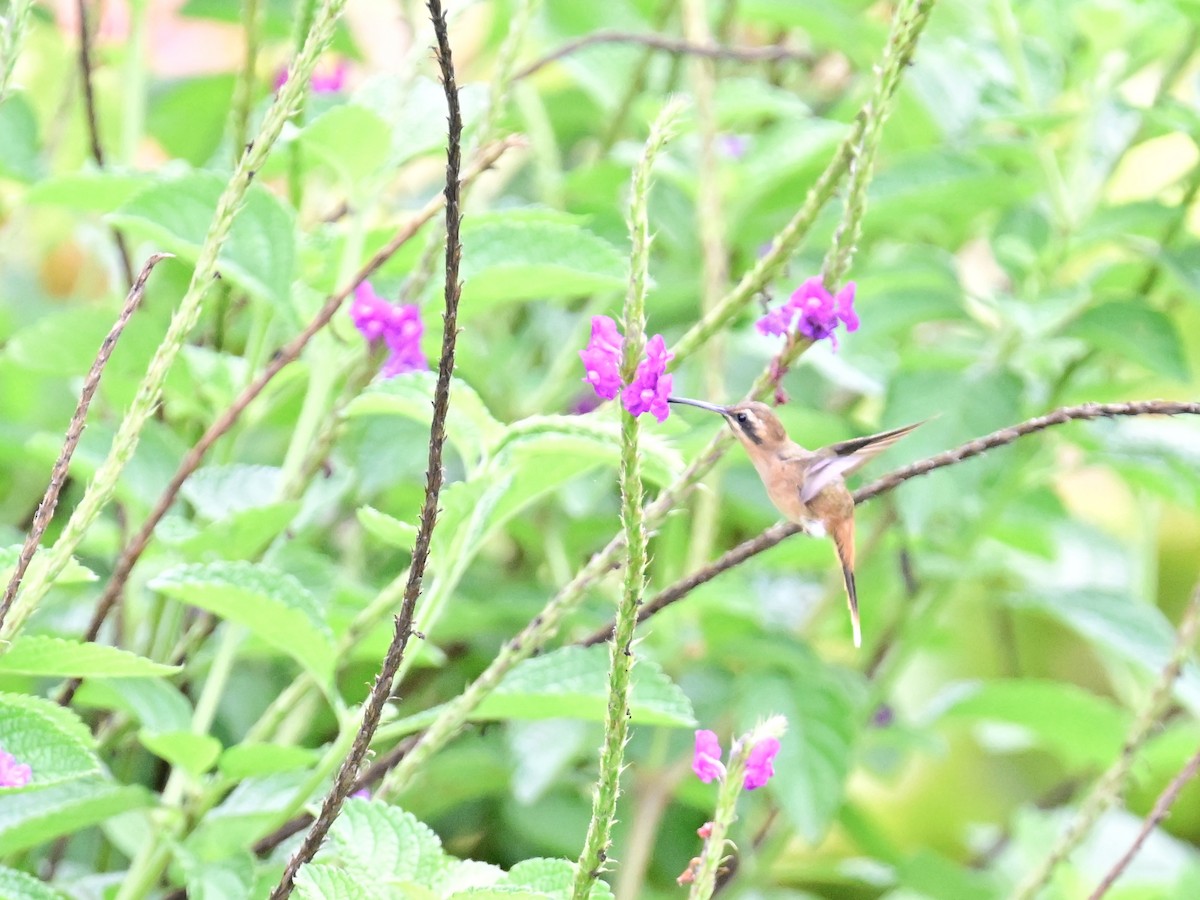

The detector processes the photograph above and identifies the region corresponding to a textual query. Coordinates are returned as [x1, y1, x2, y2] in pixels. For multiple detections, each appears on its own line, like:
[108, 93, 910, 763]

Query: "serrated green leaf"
[149, 562, 335, 684]
[320, 800, 447, 886]
[108, 172, 295, 307]
[929, 679, 1129, 768]
[458, 211, 626, 311]
[0, 636, 179, 678]
[357, 506, 418, 548]
[0, 692, 100, 785]
[295, 864, 393, 900]
[73, 677, 193, 734]
[0, 778, 152, 854]
[218, 742, 321, 779]
[0, 864, 69, 899]
[1065, 301, 1189, 381]
[496, 859, 612, 898]
[390, 646, 695, 735]
[139, 730, 222, 777]
[345, 372, 503, 471]
[1005, 590, 1200, 715]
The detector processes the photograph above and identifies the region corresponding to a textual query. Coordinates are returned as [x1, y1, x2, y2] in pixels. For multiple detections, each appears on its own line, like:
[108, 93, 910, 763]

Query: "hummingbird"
[668, 397, 923, 647]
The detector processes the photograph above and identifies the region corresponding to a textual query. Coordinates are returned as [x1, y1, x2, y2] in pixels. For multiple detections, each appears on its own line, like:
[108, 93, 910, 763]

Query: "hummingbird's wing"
[799, 421, 924, 503]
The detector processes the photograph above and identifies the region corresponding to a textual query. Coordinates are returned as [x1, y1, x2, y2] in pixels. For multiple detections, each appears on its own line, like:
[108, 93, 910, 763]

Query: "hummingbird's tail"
[831, 518, 861, 648]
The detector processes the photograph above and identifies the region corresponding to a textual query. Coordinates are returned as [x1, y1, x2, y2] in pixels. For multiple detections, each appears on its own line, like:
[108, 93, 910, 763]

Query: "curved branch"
[582, 399, 1200, 646]
[268, 0, 464, 893]
[514, 31, 813, 81]
[0, 254, 171, 634]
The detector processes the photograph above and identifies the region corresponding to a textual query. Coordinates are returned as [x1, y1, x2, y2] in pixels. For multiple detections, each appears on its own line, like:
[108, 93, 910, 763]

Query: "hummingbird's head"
[668, 398, 787, 450]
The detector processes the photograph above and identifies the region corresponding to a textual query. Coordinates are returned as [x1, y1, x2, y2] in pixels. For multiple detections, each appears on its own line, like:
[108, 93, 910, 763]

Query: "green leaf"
[139, 730, 222, 777]
[72, 677, 193, 734]
[390, 646, 695, 734]
[929, 679, 1129, 768]
[0, 692, 101, 785]
[295, 864, 394, 900]
[1065, 301, 1189, 381]
[5, 306, 137, 377]
[0, 94, 40, 183]
[186, 772, 313, 858]
[345, 372, 503, 472]
[738, 662, 858, 845]
[0, 777, 153, 854]
[1159, 242, 1200, 304]
[148, 75, 236, 166]
[26, 171, 152, 213]
[1004, 590, 1200, 715]
[495, 413, 684, 486]
[218, 742, 321, 779]
[320, 800, 447, 886]
[108, 171, 295, 307]
[357, 505, 418, 549]
[458, 211, 626, 312]
[175, 502, 301, 562]
[296, 104, 392, 183]
[0, 865, 69, 899]
[496, 859, 613, 899]
[180, 464, 285, 519]
[0, 636, 179, 678]
[149, 562, 335, 684]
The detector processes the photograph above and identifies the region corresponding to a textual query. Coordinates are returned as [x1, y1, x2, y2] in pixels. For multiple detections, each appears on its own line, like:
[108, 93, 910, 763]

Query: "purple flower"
[580, 315, 624, 400]
[275, 59, 349, 94]
[620, 335, 673, 423]
[351, 788, 371, 800]
[716, 134, 749, 160]
[692, 730, 726, 783]
[0, 750, 31, 788]
[742, 737, 780, 790]
[756, 277, 859, 349]
[350, 282, 428, 378]
[579, 317, 674, 422]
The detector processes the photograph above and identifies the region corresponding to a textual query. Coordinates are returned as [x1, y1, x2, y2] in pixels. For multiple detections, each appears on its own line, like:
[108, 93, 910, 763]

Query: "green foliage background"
[1, 0, 1199, 897]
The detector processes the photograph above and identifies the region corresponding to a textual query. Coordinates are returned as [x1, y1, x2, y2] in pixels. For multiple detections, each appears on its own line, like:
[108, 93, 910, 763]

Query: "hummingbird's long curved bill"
[667, 396, 729, 415]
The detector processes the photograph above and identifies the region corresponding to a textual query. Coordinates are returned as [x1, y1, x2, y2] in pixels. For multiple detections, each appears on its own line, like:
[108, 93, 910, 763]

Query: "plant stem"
[572, 97, 684, 900]
[1009, 579, 1200, 900]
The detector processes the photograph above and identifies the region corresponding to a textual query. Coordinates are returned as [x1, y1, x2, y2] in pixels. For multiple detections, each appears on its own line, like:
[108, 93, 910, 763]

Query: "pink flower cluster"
[0, 749, 31, 788]
[274, 60, 349, 94]
[757, 277, 859, 349]
[692, 729, 780, 791]
[579, 316, 674, 422]
[349, 282, 429, 378]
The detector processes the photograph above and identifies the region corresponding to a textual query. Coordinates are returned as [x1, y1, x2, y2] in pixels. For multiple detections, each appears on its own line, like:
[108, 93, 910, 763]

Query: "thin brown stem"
[268, 1, 463, 893]
[582, 399, 1200, 646]
[75, 0, 135, 287]
[54, 138, 515, 707]
[1088, 742, 1200, 899]
[0, 253, 171, 634]
[513, 29, 813, 81]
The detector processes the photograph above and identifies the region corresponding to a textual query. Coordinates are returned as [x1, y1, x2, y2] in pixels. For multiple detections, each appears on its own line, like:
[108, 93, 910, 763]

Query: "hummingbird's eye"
[735, 412, 748, 424]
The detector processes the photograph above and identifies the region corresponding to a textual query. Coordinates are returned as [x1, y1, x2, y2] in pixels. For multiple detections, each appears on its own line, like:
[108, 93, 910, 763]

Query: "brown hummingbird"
[668, 397, 923, 648]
